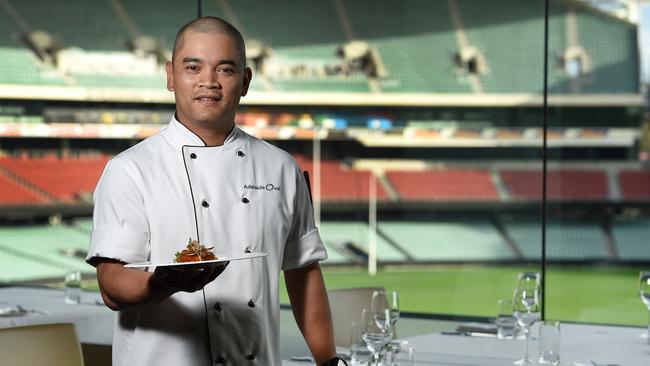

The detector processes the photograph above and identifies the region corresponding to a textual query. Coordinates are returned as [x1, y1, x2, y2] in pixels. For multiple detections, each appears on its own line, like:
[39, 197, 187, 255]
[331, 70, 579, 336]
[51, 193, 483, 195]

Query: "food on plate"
[174, 239, 217, 263]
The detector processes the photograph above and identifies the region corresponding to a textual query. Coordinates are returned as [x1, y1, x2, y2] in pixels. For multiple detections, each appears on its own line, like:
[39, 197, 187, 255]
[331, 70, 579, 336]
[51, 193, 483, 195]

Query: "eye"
[218, 68, 235, 75]
[185, 65, 200, 73]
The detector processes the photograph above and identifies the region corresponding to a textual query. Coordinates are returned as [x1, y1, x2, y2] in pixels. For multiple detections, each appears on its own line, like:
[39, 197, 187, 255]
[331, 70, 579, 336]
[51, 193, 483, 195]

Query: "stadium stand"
[344, 0, 470, 93]
[294, 155, 389, 202]
[0, 173, 46, 204]
[456, 0, 546, 93]
[378, 220, 512, 261]
[270, 78, 370, 93]
[611, 219, 650, 261]
[500, 169, 608, 200]
[319, 220, 406, 263]
[0, 224, 92, 282]
[0, 155, 109, 203]
[73, 74, 166, 89]
[120, 0, 195, 50]
[7, 0, 130, 51]
[205, 0, 345, 47]
[0, 48, 66, 85]
[0, 0, 638, 95]
[506, 221, 609, 260]
[386, 169, 499, 201]
[618, 170, 650, 200]
[576, 7, 639, 93]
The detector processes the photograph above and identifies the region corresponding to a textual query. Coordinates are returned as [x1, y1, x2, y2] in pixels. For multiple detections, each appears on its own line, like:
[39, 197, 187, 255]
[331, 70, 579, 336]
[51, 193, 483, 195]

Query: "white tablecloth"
[284, 323, 650, 365]
[0, 286, 114, 345]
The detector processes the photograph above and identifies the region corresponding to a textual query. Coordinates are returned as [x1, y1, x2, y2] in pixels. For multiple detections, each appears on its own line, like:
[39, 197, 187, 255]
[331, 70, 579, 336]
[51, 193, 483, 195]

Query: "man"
[87, 16, 343, 365]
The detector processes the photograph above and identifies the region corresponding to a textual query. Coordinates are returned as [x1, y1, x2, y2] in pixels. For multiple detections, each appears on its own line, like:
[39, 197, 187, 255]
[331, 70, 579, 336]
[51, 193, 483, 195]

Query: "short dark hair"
[172, 16, 246, 66]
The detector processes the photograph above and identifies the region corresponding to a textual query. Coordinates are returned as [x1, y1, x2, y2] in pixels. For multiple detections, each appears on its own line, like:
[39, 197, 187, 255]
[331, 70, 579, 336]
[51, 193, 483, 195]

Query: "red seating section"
[294, 155, 388, 201]
[501, 170, 608, 200]
[0, 155, 110, 203]
[386, 169, 499, 201]
[0, 174, 46, 204]
[619, 170, 650, 199]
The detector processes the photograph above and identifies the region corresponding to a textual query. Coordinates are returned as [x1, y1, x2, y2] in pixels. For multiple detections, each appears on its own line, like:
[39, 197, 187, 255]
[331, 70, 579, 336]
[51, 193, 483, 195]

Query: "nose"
[199, 71, 221, 89]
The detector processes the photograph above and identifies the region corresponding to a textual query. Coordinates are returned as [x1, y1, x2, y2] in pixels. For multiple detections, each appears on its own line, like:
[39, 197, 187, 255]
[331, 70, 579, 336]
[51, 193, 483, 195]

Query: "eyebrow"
[181, 57, 238, 67]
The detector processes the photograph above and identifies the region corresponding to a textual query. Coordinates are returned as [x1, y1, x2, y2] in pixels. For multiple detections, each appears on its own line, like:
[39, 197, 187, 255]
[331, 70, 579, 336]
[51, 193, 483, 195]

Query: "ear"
[165, 61, 174, 92]
[241, 67, 252, 96]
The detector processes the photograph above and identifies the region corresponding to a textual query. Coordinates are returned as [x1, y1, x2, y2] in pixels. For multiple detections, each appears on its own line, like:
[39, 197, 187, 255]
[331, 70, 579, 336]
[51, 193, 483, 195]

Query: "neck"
[176, 115, 235, 146]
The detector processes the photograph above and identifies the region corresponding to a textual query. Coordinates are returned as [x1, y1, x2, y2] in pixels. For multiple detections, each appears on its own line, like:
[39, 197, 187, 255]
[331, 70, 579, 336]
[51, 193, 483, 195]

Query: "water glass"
[360, 308, 393, 365]
[384, 342, 415, 366]
[64, 270, 82, 305]
[538, 320, 561, 365]
[350, 321, 372, 365]
[496, 298, 517, 340]
[639, 271, 650, 343]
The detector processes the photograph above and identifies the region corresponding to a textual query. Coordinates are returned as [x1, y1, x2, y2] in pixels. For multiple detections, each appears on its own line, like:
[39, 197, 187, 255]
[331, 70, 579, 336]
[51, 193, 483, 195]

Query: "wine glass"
[512, 282, 540, 364]
[517, 272, 541, 289]
[360, 308, 393, 366]
[372, 290, 400, 325]
[639, 271, 650, 343]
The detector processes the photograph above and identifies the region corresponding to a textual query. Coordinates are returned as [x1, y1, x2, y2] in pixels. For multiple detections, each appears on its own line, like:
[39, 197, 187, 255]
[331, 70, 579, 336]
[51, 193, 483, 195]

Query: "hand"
[150, 262, 229, 293]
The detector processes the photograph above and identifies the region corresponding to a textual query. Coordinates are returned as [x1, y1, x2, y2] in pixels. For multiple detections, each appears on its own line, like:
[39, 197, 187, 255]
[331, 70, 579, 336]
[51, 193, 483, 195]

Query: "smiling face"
[166, 30, 251, 132]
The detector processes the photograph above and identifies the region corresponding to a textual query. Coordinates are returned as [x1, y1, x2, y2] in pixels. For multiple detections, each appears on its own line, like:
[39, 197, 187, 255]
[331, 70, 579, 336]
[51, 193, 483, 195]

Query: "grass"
[80, 264, 647, 327]
[279, 265, 647, 326]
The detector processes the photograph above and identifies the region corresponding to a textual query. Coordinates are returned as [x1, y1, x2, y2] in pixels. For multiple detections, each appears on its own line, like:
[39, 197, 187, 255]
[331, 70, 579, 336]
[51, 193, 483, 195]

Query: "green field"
[279, 265, 648, 326]
[81, 264, 647, 326]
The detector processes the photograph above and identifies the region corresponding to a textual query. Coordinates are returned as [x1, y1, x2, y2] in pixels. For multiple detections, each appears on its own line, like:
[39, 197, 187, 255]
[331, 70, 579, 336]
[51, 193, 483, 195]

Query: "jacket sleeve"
[281, 164, 327, 271]
[86, 157, 150, 266]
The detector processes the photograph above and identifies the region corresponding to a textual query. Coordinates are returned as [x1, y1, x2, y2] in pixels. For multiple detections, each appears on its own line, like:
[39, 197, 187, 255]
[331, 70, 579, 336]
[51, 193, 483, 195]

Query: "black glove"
[320, 357, 348, 366]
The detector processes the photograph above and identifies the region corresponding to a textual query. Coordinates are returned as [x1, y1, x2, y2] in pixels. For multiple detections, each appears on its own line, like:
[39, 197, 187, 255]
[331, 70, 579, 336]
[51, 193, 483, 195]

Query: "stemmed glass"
[360, 308, 393, 366]
[371, 290, 400, 325]
[639, 271, 650, 343]
[513, 276, 541, 365]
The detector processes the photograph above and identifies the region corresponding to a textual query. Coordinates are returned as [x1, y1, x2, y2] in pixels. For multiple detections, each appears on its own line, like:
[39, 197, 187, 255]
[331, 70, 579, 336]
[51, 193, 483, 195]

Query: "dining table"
[283, 322, 650, 365]
[1, 286, 648, 365]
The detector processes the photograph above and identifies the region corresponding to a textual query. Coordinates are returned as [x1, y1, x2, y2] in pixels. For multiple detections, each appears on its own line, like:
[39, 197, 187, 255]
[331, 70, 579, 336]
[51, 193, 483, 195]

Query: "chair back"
[0, 323, 85, 366]
[327, 287, 385, 347]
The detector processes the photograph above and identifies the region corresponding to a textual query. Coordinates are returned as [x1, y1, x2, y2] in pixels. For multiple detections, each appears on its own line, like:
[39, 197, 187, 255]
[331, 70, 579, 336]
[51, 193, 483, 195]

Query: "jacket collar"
[163, 114, 240, 150]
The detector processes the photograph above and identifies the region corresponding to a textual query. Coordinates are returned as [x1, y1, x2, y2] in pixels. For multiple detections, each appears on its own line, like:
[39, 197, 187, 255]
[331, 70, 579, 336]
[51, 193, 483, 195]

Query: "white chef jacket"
[87, 116, 327, 366]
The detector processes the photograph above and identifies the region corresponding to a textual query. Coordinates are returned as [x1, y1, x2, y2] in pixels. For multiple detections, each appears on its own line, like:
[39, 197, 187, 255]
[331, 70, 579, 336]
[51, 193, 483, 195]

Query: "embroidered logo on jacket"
[244, 184, 281, 191]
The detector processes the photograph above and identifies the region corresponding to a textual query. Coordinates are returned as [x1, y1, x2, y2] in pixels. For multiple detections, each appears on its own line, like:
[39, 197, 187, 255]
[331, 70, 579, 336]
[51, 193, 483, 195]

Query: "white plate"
[125, 252, 267, 268]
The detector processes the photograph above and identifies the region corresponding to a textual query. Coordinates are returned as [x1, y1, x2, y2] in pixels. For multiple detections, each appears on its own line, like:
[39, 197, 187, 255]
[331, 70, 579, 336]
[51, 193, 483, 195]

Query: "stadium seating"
[0, 224, 92, 282]
[7, 0, 130, 51]
[203, 0, 345, 47]
[294, 155, 389, 202]
[0, 0, 639, 95]
[455, 0, 546, 93]
[611, 219, 650, 261]
[74, 74, 166, 89]
[618, 170, 650, 200]
[505, 221, 609, 260]
[344, 0, 470, 93]
[0, 155, 110, 203]
[0, 173, 46, 204]
[270, 78, 370, 93]
[577, 8, 639, 93]
[0, 48, 66, 85]
[378, 220, 513, 261]
[386, 169, 499, 201]
[500, 169, 608, 200]
[319, 221, 406, 263]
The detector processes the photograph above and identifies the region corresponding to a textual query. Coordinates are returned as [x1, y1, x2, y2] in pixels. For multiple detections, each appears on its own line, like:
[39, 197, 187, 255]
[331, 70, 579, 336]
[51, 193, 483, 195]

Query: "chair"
[327, 287, 385, 347]
[0, 323, 85, 366]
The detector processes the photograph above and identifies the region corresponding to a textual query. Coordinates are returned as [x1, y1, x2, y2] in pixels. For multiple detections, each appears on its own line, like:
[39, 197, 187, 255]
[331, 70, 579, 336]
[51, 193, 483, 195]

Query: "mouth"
[194, 95, 221, 105]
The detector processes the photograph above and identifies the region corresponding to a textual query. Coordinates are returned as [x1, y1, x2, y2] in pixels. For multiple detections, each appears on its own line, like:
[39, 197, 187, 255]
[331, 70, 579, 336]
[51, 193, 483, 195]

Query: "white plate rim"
[124, 252, 267, 268]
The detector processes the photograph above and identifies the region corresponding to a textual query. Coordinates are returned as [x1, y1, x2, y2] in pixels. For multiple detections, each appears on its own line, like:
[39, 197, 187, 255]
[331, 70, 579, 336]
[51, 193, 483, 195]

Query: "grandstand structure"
[0, 0, 648, 283]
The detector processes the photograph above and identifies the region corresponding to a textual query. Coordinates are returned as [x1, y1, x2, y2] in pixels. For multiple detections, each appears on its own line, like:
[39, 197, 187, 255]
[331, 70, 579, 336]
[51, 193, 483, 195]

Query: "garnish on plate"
[174, 238, 217, 263]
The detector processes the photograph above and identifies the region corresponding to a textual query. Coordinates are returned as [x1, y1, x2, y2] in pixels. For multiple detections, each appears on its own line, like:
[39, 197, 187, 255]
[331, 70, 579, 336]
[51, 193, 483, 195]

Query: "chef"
[86, 16, 345, 366]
